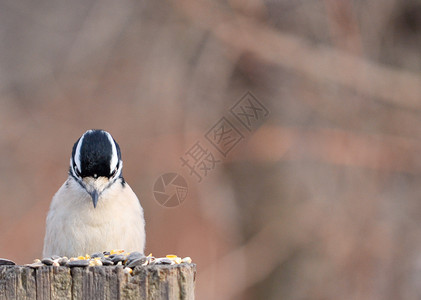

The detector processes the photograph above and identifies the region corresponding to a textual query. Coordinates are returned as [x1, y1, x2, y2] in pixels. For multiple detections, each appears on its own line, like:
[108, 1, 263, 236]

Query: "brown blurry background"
[2, 0, 421, 299]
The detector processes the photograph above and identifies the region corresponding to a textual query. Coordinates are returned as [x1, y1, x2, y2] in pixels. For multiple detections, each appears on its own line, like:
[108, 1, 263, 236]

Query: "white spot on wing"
[105, 131, 118, 172]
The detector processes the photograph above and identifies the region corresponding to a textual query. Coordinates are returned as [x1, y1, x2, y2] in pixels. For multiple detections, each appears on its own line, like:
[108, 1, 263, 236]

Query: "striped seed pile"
[0, 250, 192, 275]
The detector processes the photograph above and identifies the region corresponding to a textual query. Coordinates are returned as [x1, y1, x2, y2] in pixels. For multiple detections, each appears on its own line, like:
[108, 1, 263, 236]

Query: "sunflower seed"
[127, 257, 147, 268]
[91, 252, 104, 258]
[0, 258, 16, 266]
[41, 258, 54, 265]
[126, 252, 144, 265]
[126, 251, 143, 260]
[67, 260, 90, 267]
[58, 257, 69, 266]
[51, 255, 61, 260]
[154, 258, 173, 265]
[25, 262, 44, 268]
[111, 254, 125, 264]
[101, 258, 114, 266]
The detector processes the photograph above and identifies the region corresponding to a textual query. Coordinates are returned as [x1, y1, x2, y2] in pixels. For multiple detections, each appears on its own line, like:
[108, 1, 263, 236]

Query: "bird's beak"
[82, 177, 108, 208]
[90, 190, 99, 208]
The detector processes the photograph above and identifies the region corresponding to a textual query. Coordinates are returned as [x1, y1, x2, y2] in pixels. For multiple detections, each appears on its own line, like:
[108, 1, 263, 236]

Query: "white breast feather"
[43, 178, 145, 258]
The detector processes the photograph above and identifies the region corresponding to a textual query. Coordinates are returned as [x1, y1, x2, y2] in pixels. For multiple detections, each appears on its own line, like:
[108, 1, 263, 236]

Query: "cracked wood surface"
[0, 264, 196, 300]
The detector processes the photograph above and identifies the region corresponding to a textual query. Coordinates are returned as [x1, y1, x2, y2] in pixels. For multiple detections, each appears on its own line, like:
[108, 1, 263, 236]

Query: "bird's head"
[69, 129, 123, 208]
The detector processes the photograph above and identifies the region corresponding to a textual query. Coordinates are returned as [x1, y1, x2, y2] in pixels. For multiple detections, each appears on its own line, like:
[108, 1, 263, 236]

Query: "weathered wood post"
[0, 263, 196, 300]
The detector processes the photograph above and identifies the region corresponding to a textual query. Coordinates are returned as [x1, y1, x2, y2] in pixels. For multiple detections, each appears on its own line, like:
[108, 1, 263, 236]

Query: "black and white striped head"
[69, 129, 124, 207]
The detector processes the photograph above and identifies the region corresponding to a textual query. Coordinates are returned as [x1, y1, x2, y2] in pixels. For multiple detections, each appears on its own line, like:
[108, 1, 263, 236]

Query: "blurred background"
[2, 0, 421, 299]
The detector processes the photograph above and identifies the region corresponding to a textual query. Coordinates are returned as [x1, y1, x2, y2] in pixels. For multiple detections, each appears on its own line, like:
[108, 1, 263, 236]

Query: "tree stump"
[0, 263, 196, 300]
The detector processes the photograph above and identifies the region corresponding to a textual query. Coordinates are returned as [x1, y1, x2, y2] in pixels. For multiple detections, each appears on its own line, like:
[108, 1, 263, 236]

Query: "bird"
[43, 129, 145, 258]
